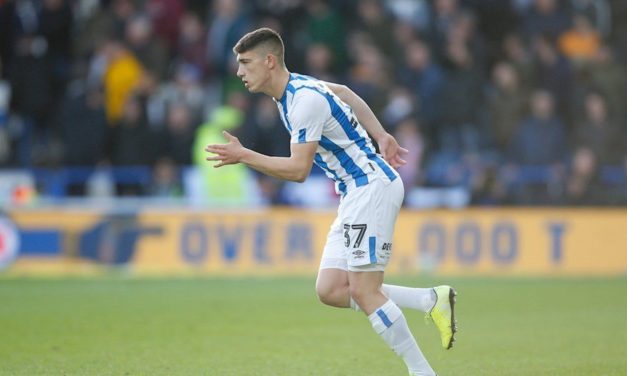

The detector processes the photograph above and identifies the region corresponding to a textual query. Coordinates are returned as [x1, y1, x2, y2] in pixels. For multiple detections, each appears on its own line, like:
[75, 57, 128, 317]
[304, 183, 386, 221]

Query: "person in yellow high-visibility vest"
[192, 106, 260, 206]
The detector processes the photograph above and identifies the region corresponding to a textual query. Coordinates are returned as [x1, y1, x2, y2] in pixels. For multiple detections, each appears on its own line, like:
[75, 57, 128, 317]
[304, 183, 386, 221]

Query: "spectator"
[304, 0, 346, 71]
[150, 157, 182, 197]
[241, 96, 289, 158]
[74, 0, 137, 59]
[558, 14, 601, 63]
[191, 105, 260, 206]
[146, 0, 184, 51]
[206, 0, 251, 75]
[521, 0, 571, 41]
[587, 45, 627, 121]
[99, 39, 145, 123]
[239, 96, 290, 205]
[108, 95, 156, 195]
[565, 147, 604, 204]
[156, 102, 196, 166]
[570, 0, 611, 37]
[304, 43, 336, 82]
[124, 14, 168, 80]
[509, 90, 567, 165]
[39, 0, 73, 102]
[9, 35, 55, 166]
[345, 41, 390, 117]
[574, 92, 624, 164]
[59, 83, 109, 166]
[356, 0, 396, 59]
[438, 34, 484, 153]
[176, 12, 209, 78]
[397, 39, 444, 128]
[502, 33, 536, 93]
[447, 10, 487, 71]
[148, 63, 207, 127]
[392, 117, 425, 194]
[426, 0, 463, 61]
[532, 35, 574, 120]
[108, 95, 154, 167]
[486, 62, 527, 153]
[507, 90, 567, 204]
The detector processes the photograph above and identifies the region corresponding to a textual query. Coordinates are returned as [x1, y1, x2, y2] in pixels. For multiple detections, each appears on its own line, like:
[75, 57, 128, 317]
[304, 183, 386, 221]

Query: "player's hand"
[205, 131, 245, 168]
[377, 133, 408, 169]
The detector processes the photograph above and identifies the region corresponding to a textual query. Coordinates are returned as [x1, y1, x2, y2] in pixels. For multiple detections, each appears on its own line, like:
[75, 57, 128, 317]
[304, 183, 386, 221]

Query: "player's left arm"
[205, 131, 317, 183]
[325, 81, 408, 168]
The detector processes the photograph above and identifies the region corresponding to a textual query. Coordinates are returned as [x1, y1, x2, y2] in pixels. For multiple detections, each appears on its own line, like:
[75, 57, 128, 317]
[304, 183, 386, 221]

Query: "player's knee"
[348, 284, 366, 306]
[348, 284, 378, 307]
[315, 283, 337, 306]
[316, 279, 350, 307]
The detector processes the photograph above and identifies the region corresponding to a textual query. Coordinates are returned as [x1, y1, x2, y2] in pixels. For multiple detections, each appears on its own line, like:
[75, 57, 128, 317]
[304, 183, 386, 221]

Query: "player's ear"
[266, 53, 276, 69]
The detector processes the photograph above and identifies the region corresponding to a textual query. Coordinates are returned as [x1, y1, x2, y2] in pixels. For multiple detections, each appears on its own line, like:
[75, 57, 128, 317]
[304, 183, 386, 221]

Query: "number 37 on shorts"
[343, 223, 392, 267]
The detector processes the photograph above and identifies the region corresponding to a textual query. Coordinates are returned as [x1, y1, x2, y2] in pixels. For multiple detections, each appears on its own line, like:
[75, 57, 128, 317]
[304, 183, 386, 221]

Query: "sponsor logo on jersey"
[0, 217, 20, 270]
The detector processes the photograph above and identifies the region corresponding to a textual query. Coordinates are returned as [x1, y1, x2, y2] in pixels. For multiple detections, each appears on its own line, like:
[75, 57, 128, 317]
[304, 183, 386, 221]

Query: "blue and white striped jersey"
[274, 73, 398, 196]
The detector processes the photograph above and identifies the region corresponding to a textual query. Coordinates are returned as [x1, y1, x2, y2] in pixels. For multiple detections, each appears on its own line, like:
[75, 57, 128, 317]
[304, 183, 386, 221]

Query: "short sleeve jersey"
[274, 73, 398, 195]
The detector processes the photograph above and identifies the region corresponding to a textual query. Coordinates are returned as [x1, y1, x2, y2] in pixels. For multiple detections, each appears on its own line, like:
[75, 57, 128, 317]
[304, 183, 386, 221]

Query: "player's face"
[236, 50, 271, 94]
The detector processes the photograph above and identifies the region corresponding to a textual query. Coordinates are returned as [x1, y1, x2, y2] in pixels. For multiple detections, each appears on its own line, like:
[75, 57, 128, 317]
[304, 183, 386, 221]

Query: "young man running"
[205, 28, 456, 375]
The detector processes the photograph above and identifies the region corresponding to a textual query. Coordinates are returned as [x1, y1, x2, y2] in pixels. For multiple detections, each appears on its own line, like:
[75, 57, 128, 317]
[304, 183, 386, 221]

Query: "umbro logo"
[352, 250, 365, 258]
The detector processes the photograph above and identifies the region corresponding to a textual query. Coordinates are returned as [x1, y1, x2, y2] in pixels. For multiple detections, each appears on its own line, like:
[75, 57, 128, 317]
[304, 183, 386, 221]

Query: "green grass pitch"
[1, 276, 626, 375]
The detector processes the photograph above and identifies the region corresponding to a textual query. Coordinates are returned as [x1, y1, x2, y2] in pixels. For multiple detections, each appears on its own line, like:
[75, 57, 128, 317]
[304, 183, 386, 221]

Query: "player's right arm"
[324, 82, 408, 169]
[206, 90, 323, 182]
[205, 131, 317, 183]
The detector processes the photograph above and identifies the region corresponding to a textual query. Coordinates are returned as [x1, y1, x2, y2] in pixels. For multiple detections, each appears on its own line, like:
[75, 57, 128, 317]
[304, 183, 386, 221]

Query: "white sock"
[368, 300, 435, 376]
[351, 285, 435, 313]
[382, 285, 436, 313]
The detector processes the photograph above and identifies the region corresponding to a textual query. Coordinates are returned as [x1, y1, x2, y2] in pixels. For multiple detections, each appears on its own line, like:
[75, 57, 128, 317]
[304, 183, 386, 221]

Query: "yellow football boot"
[426, 285, 457, 349]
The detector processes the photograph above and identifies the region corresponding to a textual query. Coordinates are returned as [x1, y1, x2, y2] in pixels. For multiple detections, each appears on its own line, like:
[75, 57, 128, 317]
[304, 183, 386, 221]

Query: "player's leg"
[316, 266, 439, 313]
[315, 215, 353, 308]
[346, 178, 435, 376]
[347, 283, 437, 312]
[345, 177, 457, 350]
[380, 284, 436, 313]
[316, 184, 457, 353]
[316, 191, 439, 312]
[349, 269, 435, 376]
[378, 285, 459, 350]
[347, 269, 387, 314]
[315, 267, 350, 308]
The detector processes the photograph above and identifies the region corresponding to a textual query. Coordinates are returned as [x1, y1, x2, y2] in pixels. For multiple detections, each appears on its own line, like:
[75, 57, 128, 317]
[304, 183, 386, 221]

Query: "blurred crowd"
[1, 0, 627, 206]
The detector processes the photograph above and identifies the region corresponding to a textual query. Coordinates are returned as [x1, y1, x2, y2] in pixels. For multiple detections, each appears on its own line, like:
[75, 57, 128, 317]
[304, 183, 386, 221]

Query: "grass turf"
[0, 277, 626, 375]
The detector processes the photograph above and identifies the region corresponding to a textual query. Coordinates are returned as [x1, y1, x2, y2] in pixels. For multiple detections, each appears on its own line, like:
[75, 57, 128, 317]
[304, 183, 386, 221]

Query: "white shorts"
[319, 177, 404, 272]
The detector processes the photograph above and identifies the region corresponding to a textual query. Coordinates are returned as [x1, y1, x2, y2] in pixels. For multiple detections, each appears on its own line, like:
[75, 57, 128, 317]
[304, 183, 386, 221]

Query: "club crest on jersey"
[0, 217, 19, 270]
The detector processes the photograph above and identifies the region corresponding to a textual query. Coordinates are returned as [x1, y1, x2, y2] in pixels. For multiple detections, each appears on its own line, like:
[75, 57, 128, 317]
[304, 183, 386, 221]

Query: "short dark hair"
[233, 28, 285, 65]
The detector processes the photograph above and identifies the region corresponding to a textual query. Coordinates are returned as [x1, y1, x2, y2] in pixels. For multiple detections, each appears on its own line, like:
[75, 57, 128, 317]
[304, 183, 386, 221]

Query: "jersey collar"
[277, 73, 295, 104]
